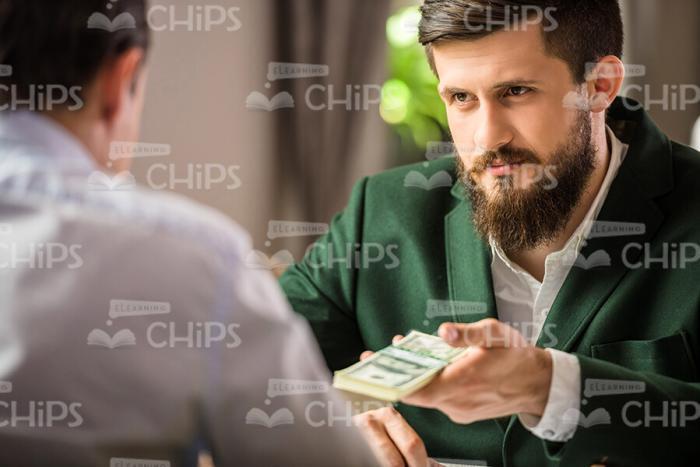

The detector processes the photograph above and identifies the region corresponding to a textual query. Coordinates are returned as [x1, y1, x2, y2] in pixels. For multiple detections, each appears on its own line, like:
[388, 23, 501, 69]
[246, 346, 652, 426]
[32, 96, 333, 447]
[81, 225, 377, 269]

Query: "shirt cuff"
[518, 348, 580, 442]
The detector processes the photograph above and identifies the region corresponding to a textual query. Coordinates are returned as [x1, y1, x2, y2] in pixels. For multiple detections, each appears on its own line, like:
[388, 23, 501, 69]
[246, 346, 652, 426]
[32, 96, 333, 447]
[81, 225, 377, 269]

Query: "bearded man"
[280, 1, 700, 465]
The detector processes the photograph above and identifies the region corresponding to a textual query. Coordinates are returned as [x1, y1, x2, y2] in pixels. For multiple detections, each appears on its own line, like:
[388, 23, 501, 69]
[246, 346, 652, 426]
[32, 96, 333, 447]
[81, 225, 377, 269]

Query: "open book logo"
[403, 170, 453, 190]
[573, 250, 611, 270]
[87, 329, 136, 349]
[562, 91, 590, 111]
[562, 407, 611, 428]
[245, 249, 295, 270]
[245, 91, 295, 111]
[87, 12, 137, 32]
[245, 407, 294, 428]
[87, 171, 136, 191]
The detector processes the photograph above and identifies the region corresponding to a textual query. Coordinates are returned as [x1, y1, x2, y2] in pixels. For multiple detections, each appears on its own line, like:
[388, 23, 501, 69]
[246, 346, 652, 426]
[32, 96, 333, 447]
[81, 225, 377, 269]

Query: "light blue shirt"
[0, 111, 375, 466]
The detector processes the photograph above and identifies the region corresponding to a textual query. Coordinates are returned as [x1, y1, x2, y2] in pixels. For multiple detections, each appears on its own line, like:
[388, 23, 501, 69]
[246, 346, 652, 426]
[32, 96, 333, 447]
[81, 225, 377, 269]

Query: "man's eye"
[454, 92, 469, 103]
[505, 86, 531, 97]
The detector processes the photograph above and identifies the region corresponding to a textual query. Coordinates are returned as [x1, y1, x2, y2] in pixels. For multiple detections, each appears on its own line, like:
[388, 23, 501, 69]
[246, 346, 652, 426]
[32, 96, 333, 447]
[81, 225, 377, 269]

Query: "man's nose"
[473, 103, 514, 154]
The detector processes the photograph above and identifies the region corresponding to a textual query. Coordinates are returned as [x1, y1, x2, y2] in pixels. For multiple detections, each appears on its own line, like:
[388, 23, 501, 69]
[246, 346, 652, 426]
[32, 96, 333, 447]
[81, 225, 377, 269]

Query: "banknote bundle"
[333, 331, 469, 401]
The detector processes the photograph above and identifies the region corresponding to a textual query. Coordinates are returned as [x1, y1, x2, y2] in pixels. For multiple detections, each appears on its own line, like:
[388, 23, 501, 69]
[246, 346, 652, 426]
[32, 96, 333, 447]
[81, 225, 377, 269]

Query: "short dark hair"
[0, 0, 150, 108]
[418, 0, 623, 83]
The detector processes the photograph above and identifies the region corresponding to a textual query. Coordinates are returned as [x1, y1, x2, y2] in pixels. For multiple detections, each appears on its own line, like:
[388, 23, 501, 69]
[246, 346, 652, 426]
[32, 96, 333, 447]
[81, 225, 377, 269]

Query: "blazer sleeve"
[541, 353, 700, 465]
[279, 177, 369, 371]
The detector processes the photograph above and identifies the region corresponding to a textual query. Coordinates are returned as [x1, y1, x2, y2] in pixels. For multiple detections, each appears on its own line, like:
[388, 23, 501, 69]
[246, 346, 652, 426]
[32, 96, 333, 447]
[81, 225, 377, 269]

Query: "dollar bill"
[333, 331, 468, 401]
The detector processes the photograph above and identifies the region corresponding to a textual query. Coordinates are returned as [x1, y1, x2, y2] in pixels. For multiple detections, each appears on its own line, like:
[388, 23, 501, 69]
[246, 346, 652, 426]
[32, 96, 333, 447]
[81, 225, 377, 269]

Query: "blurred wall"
[137, 0, 391, 255]
[136, 0, 277, 244]
[621, 0, 700, 144]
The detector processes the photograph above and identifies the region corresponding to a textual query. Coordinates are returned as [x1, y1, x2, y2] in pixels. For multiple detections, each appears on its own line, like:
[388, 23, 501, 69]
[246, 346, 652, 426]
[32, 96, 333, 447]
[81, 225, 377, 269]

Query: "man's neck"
[45, 108, 118, 171]
[506, 124, 611, 282]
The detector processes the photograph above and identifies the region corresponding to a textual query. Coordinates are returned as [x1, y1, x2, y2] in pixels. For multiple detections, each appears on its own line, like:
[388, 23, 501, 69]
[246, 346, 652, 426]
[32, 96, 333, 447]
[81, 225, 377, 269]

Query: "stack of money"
[333, 331, 469, 401]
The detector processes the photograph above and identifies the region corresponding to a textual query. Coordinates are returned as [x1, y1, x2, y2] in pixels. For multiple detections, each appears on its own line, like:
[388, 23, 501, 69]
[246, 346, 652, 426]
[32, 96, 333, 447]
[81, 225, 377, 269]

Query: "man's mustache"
[469, 146, 541, 173]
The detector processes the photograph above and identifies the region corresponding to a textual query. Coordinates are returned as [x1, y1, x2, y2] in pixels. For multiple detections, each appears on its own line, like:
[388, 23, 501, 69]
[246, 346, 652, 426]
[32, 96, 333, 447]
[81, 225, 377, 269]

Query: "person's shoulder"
[670, 142, 700, 199]
[117, 186, 251, 259]
[70, 183, 252, 267]
[366, 156, 456, 185]
[671, 141, 700, 171]
[361, 156, 458, 204]
[655, 141, 700, 235]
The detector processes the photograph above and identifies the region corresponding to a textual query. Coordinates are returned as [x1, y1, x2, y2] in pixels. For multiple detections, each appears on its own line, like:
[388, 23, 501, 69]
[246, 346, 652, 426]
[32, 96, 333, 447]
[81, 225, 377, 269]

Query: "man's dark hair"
[419, 0, 623, 83]
[0, 0, 150, 107]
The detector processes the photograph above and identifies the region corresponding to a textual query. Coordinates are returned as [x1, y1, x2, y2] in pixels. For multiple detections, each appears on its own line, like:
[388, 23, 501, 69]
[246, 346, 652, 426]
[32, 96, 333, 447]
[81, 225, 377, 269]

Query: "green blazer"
[280, 97, 700, 466]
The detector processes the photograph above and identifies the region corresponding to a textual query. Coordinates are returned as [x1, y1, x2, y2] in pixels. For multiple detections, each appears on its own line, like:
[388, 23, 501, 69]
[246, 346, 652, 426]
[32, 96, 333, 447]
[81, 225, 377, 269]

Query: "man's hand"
[353, 406, 441, 467]
[400, 318, 553, 424]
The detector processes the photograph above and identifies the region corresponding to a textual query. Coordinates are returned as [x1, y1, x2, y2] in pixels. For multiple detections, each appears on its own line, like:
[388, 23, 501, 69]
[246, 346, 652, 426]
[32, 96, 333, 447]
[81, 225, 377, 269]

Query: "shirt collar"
[0, 111, 97, 173]
[490, 125, 630, 272]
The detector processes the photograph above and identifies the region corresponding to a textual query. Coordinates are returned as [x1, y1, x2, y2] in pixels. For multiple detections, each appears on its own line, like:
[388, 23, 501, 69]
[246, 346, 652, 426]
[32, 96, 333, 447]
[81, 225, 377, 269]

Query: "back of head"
[0, 0, 150, 110]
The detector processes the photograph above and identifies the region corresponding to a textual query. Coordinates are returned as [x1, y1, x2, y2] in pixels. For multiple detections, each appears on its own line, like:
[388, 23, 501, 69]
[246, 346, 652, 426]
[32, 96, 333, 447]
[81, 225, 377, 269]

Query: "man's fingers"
[353, 411, 406, 467]
[438, 319, 528, 349]
[360, 335, 403, 362]
[374, 407, 428, 467]
[354, 407, 429, 467]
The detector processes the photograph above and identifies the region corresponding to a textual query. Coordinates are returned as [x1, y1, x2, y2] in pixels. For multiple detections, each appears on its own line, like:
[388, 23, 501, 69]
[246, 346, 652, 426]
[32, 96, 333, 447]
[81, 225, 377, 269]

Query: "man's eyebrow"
[439, 79, 542, 97]
[438, 86, 469, 98]
[491, 79, 542, 89]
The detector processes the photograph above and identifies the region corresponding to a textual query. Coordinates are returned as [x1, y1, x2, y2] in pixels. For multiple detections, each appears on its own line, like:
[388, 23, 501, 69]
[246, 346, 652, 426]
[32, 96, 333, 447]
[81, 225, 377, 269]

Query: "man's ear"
[98, 48, 145, 127]
[586, 56, 625, 114]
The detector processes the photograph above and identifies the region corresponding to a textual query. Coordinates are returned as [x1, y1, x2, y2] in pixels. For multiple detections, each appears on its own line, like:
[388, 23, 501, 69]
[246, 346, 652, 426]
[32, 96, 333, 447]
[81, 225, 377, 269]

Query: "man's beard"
[457, 111, 596, 252]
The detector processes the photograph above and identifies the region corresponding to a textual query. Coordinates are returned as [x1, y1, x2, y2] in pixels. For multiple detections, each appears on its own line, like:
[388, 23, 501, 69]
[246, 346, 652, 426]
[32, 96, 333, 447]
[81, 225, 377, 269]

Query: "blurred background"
[134, 0, 700, 263]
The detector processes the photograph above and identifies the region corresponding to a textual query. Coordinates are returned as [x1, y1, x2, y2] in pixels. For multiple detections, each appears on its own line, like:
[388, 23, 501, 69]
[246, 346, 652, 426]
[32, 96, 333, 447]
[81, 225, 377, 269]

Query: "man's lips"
[486, 159, 524, 176]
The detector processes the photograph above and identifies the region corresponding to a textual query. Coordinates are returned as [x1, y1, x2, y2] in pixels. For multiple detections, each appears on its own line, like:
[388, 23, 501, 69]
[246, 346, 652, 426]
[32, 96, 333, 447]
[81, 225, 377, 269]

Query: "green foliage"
[381, 6, 449, 163]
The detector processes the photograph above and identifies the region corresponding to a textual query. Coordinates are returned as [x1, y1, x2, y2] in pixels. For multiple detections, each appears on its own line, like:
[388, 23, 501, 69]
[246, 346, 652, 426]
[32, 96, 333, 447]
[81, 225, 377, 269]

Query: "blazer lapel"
[444, 181, 499, 324]
[537, 167, 665, 351]
[536, 97, 674, 352]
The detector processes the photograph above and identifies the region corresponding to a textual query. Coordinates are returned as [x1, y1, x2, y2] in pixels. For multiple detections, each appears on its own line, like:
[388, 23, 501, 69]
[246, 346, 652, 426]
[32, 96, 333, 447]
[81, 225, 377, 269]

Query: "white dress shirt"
[0, 112, 375, 466]
[490, 126, 628, 442]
